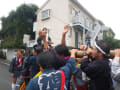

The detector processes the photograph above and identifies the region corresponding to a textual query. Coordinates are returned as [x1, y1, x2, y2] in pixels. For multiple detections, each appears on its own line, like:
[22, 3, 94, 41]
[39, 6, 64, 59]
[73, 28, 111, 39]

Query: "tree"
[103, 34, 120, 49]
[0, 4, 38, 48]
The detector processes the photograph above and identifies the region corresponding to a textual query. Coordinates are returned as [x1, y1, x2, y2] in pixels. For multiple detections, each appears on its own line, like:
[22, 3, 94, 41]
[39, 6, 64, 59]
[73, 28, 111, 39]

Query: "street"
[0, 61, 11, 90]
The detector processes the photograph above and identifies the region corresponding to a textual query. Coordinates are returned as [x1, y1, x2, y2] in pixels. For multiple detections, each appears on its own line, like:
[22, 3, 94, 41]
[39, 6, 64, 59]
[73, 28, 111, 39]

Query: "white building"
[33, 0, 105, 48]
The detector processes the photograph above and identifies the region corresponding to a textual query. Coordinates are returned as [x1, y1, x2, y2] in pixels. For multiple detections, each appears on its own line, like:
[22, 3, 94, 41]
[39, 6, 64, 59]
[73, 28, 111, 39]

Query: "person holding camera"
[80, 40, 113, 90]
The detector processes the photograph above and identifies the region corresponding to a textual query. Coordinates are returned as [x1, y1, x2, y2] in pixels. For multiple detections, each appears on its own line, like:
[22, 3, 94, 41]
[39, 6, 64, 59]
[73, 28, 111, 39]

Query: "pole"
[83, 17, 86, 45]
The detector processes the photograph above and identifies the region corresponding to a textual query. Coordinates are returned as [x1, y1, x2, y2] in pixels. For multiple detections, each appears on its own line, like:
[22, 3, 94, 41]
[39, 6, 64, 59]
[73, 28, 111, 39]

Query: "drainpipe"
[83, 17, 86, 45]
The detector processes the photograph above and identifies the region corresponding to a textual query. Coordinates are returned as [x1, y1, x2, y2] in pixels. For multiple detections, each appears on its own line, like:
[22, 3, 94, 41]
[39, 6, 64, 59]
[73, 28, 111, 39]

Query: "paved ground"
[0, 61, 12, 90]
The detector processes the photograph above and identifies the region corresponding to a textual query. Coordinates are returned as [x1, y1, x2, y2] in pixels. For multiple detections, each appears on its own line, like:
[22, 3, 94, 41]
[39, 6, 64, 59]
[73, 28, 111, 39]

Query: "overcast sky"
[0, 0, 120, 39]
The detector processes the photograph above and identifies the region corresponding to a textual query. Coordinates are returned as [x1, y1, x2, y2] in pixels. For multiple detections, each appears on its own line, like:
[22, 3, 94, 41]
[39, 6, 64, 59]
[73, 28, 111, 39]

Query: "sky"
[0, 0, 120, 39]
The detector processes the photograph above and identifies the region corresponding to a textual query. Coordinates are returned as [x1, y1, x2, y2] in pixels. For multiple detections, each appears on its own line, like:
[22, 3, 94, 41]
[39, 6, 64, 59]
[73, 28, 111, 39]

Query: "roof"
[103, 26, 115, 36]
[97, 20, 105, 25]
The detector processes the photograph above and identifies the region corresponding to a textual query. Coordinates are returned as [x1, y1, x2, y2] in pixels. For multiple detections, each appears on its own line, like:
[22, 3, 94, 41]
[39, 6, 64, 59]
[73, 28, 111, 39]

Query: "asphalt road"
[0, 62, 12, 90]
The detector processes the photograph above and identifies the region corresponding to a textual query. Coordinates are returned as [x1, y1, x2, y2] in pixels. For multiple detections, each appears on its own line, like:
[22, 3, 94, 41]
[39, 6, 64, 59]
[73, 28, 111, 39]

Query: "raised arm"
[60, 49, 78, 77]
[61, 25, 69, 45]
[38, 29, 48, 50]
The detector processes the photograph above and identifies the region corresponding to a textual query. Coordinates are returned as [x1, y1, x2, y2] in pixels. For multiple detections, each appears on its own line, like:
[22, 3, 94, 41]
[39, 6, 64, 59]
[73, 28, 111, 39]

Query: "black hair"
[42, 27, 48, 31]
[33, 45, 43, 54]
[37, 51, 56, 69]
[96, 40, 110, 58]
[20, 49, 25, 54]
[55, 44, 70, 57]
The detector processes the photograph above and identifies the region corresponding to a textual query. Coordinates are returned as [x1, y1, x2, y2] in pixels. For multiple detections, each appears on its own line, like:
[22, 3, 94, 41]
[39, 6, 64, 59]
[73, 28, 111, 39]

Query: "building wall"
[68, 1, 95, 28]
[34, 0, 103, 47]
[68, 0, 95, 46]
[35, 0, 70, 46]
[6, 49, 15, 61]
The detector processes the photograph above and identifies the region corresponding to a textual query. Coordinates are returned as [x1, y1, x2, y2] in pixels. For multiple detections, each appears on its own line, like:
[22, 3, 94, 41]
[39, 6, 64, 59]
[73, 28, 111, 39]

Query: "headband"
[94, 42, 106, 55]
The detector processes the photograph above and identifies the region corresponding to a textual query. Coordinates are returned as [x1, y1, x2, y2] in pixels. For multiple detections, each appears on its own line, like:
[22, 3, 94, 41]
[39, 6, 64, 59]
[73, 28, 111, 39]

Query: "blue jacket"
[26, 57, 75, 90]
[9, 56, 24, 78]
[22, 56, 40, 78]
[29, 56, 40, 77]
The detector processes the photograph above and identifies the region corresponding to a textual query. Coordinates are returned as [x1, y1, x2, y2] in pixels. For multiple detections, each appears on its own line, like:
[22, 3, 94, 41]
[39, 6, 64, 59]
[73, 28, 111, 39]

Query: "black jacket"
[81, 58, 113, 90]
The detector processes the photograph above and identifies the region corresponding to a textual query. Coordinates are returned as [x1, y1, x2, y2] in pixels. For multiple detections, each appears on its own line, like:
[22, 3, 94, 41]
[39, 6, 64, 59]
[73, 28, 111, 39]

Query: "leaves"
[0, 4, 38, 48]
[103, 33, 120, 49]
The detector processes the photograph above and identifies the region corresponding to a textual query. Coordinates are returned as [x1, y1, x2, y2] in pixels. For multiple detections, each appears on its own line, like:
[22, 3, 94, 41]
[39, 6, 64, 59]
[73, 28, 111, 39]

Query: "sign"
[23, 34, 30, 44]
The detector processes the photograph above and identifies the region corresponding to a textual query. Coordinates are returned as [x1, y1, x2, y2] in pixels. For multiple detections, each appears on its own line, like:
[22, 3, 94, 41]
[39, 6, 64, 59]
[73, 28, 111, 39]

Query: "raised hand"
[61, 25, 69, 45]
[115, 49, 120, 57]
[70, 49, 78, 58]
[80, 45, 88, 51]
[63, 25, 69, 35]
[80, 45, 92, 54]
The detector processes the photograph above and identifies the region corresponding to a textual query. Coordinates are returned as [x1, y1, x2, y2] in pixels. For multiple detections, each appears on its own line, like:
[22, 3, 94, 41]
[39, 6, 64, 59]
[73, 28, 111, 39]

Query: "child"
[26, 49, 77, 90]
[9, 49, 25, 90]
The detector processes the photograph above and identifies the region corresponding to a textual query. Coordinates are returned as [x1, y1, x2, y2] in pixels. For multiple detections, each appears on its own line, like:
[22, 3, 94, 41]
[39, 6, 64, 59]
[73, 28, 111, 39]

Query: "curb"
[0, 59, 10, 66]
[0, 61, 10, 66]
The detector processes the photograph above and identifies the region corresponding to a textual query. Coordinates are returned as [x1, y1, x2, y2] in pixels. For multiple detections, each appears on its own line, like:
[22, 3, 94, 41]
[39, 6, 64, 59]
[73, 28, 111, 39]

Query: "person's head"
[91, 40, 110, 59]
[14, 49, 18, 56]
[20, 49, 25, 56]
[37, 51, 56, 71]
[42, 27, 48, 35]
[55, 44, 70, 58]
[16, 49, 25, 57]
[32, 45, 43, 56]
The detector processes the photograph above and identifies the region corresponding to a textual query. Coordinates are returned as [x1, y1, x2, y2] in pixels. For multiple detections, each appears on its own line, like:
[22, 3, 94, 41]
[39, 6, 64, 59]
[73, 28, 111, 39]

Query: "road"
[0, 62, 12, 90]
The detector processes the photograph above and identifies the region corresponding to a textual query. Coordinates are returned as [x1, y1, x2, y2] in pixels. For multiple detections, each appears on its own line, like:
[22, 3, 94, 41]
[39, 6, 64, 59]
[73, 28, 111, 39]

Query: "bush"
[103, 35, 120, 49]
[0, 38, 26, 49]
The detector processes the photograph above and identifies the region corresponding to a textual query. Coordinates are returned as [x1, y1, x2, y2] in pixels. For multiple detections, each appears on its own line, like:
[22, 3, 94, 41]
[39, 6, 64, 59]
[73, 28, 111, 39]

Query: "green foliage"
[0, 37, 26, 49]
[103, 34, 120, 49]
[0, 4, 38, 49]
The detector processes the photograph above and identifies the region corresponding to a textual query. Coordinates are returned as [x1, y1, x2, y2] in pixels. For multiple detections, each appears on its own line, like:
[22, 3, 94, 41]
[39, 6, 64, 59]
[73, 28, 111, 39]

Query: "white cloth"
[111, 57, 120, 90]
[111, 57, 120, 75]
[12, 83, 16, 90]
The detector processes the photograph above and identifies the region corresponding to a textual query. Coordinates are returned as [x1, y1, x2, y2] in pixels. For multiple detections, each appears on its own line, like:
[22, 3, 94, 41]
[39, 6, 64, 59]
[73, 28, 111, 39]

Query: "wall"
[35, 0, 70, 46]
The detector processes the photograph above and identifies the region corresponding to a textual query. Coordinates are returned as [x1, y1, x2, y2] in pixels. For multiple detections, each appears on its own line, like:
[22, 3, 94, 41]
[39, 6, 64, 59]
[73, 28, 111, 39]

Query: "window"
[41, 9, 50, 20]
[69, 26, 72, 37]
[72, 8, 79, 16]
[75, 10, 78, 16]
[85, 18, 89, 28]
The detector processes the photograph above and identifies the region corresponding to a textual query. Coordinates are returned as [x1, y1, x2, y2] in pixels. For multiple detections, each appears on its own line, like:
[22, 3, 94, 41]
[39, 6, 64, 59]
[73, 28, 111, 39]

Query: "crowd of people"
[9, 25, 120, 90]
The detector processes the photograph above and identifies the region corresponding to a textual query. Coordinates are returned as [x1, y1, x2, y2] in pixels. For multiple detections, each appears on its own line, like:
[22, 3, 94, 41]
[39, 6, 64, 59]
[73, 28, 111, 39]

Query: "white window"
[75, 10, 78, 16]
[72, 8, 79, 16]
[90, 23, 93, 30]
[85, 19, 89, 28]
[41, 9, 50, 20]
